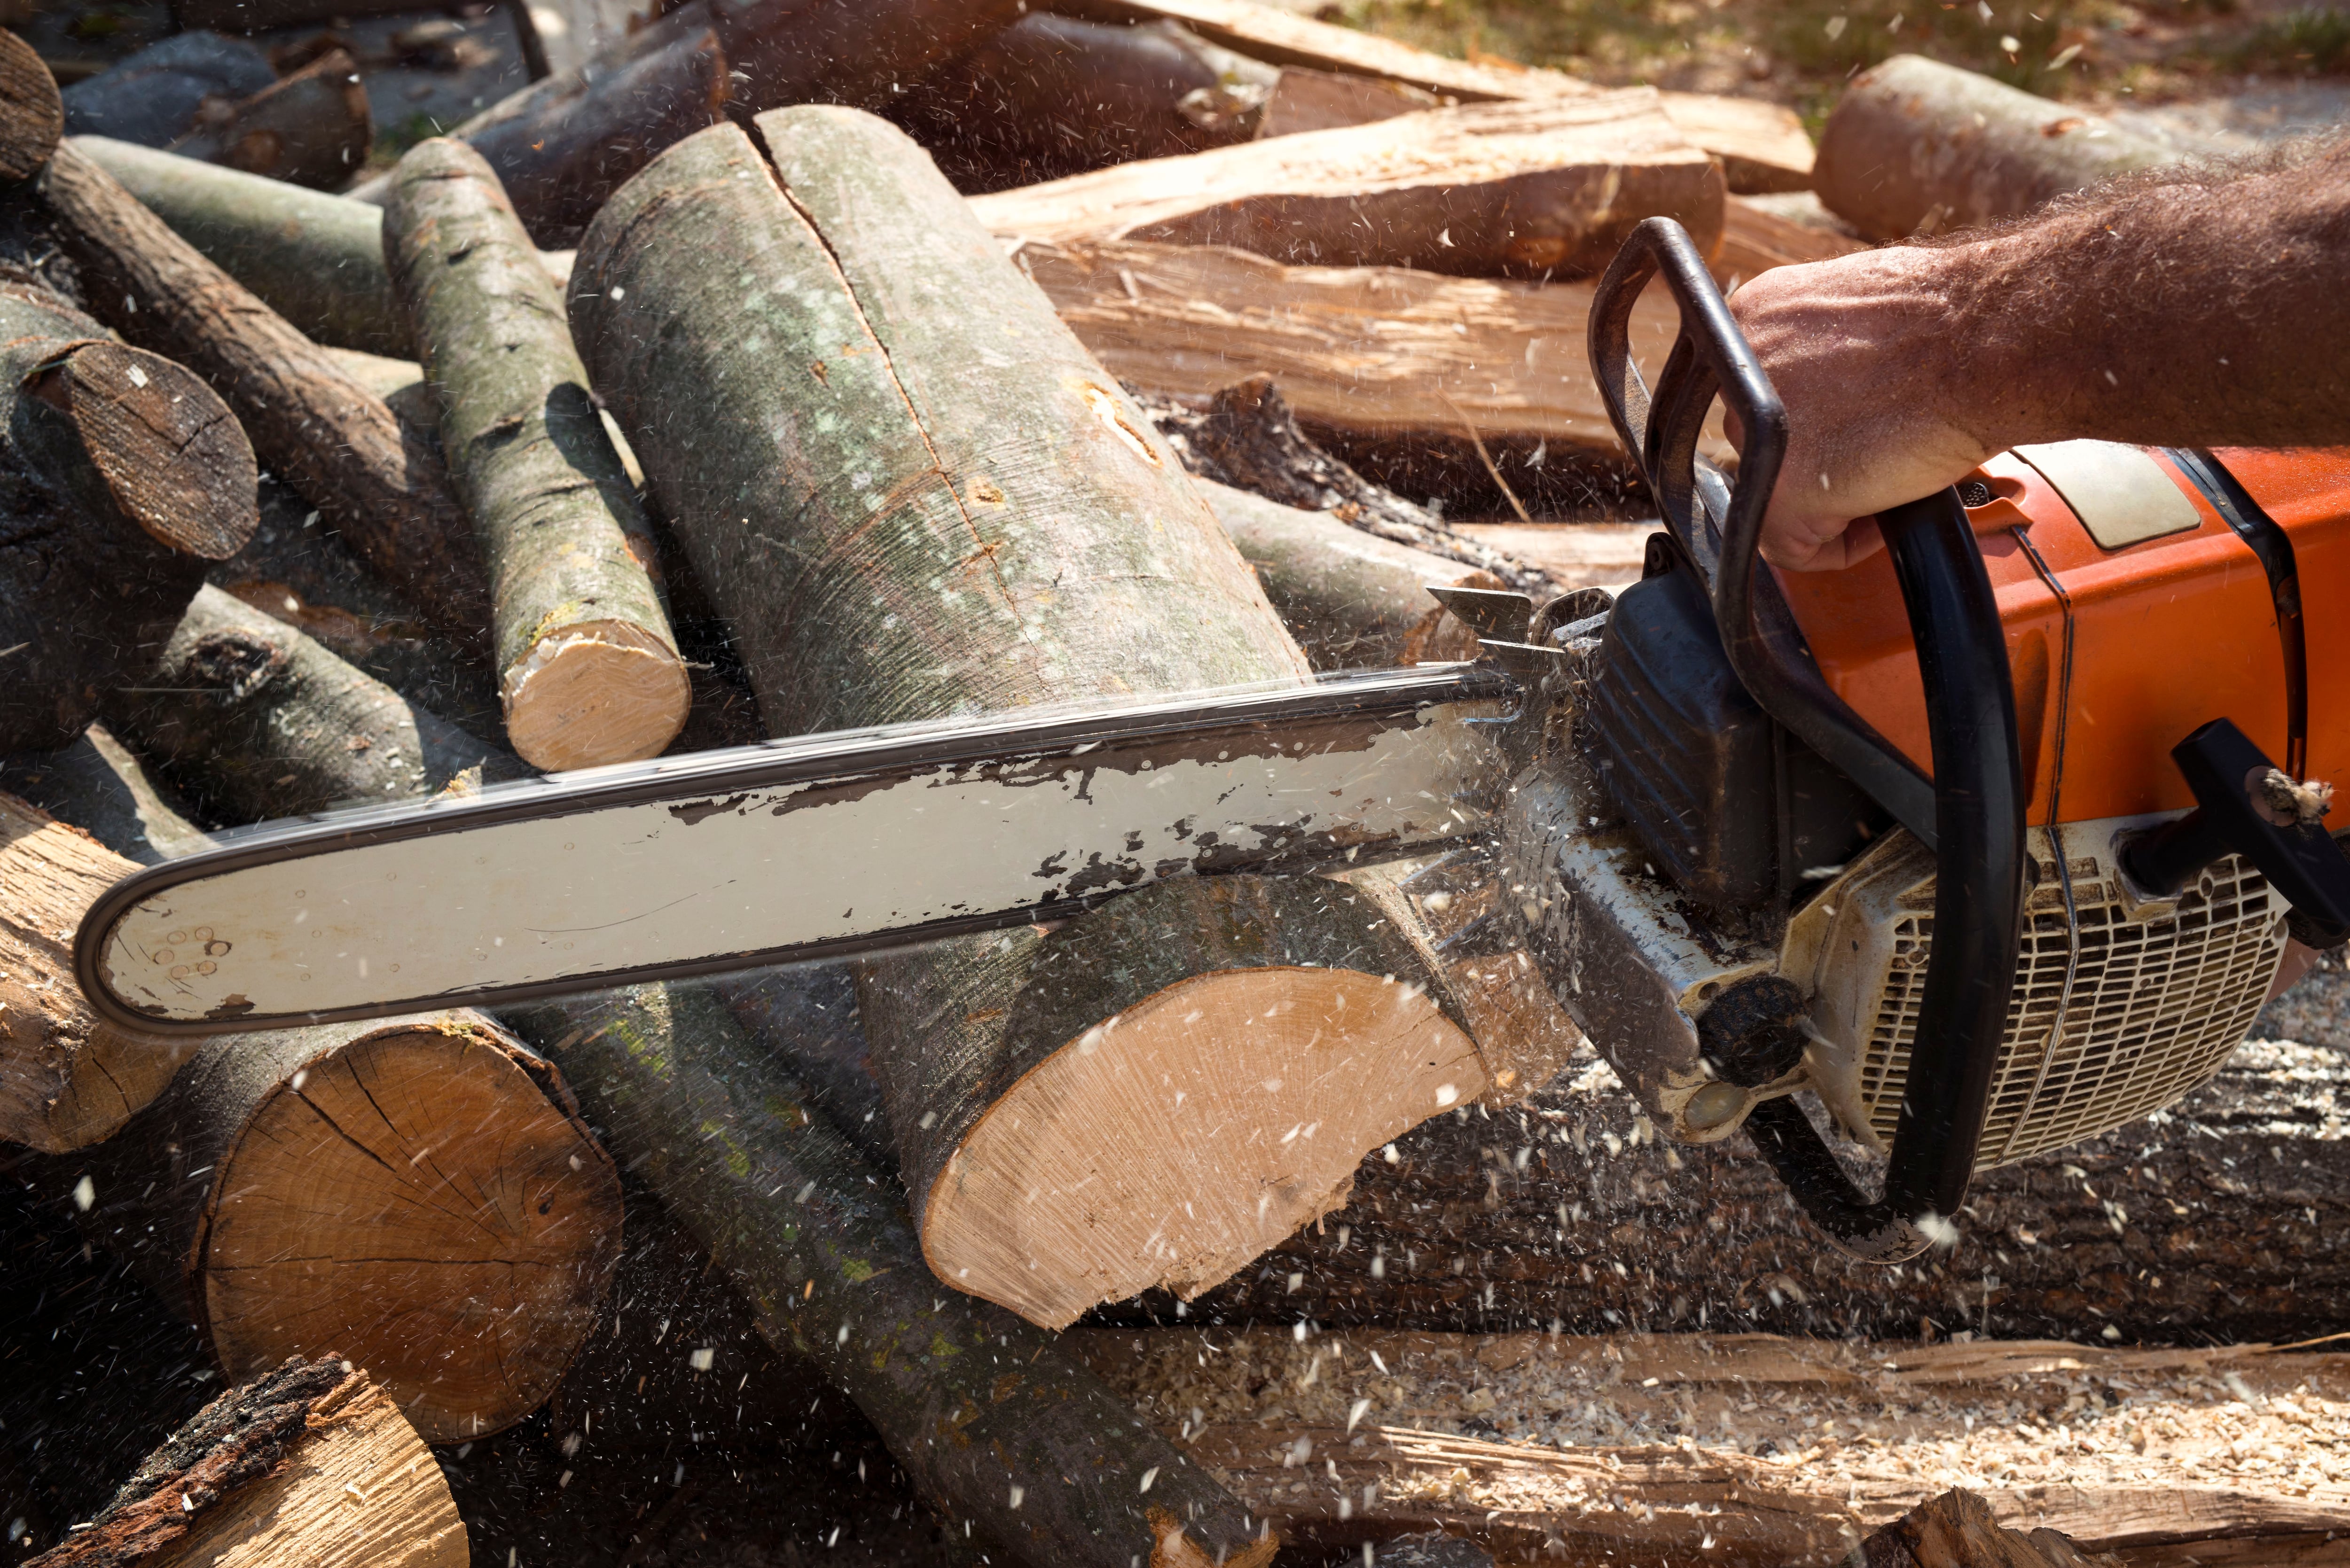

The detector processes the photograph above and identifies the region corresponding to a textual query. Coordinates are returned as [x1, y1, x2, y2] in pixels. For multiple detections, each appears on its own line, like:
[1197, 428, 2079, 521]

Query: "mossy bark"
[385, 138, 686, 769]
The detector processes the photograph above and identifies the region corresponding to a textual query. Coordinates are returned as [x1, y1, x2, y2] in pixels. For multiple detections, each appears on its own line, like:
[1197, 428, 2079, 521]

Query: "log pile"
[0, 8, 2333, 1566]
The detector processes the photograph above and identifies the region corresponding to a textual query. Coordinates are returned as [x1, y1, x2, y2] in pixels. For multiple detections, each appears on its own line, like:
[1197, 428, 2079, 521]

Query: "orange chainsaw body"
[1778, 446, 2350, 822]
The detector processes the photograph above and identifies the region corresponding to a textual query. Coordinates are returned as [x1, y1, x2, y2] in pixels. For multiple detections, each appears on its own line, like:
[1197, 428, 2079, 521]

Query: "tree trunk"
[1070, 1328, 2337, 1566]
[26, 1011, 623, 1444]
[107, 584, 525, 829]
[72, 136, 410, 356]
[384, 138, 687, 770]
[0, 26, 61, 180]
[504, 981, 1282, 1568]
[23, 1357, 467, 1568]
[1814, 55, 2176, 241]
[0, 791, 194, 1154]
[0, 282, 258, 754]
[572, 108, 1483, 1331]
[59, 32, 275, 149]
[0, 722, 210, 866]
[971, 88, 1724, 279]
[892, 13, 1274, 193]
[165, 48, 371, 191]
[36, 138, 493, 642]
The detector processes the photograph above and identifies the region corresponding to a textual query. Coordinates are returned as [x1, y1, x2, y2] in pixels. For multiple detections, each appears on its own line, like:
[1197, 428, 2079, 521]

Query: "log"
[971, 87, 1725, 279]
[107, 584, 525, 828]
[1859, 1490, 2123, 1568]
[572, 109, 1479, 1330]
[34, 136, 493, 642]
[22, 1356, 467, 1568]
[1652, 91, 1816, 195]
[893, 13, 1274, 192]
[1814, 55, 2177, 241]
[384, 138, 687, 770]
[0, 281, 259, 754]
[58, 32, 275, 148]
[0, 791, 193, 1154]
[1255, 66, 1438, 140]
[505, 981, 1281, 1568]
[72, 137, 408, 356]
[165, 47, 371, 191]
[0, 26, 60, 179]
[1716, 192, 1867, 282]
[1068, 1328, 2346, 1566]
[0, 722, 210, 865]
[31, 1011, 622, 1444]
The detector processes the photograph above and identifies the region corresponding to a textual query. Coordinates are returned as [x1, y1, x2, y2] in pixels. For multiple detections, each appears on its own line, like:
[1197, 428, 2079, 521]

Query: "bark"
[73, 136, 409, 356]
[37, 139, 493, 642]
[385, 138, 686, 770]
[971, 87, 1725, 280]
[27, 1011, 623, 1444]
[106, 584, 525, 829]
[0, 281, 258, 754]
[893, 14, 1274, 193]
[0, 26, 60, 180]
[1814, 55, 2177, 242]
[0, 791, 194, 1154]
[1860, 1490, 2123, 1568]
[1073, 1328, 2340, 1567]
[59, 32, 274, 148]
[504, 981, 1281, 1568]
[165, 47, 371, 191]
[572, 109, 1478, 1331]
[24, 1357, 467, 1568]
[0, 721, 210, 866]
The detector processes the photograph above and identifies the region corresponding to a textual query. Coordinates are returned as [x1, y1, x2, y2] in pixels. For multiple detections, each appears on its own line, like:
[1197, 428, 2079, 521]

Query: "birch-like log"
[385, 138, 686, 769]
[572, 109, 1481, 1329]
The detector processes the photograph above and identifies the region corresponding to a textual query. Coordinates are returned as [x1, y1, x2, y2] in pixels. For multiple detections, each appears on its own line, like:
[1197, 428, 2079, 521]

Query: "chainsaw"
[73, 218, 2350, 1263]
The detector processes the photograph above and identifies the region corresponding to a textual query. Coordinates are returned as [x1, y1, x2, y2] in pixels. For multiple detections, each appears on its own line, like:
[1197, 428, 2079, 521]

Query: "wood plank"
[1070, 1328, 2350, 1567]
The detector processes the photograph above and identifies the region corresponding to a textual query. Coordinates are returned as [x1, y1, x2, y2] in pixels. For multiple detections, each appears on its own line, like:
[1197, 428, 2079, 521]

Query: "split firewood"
[385, 139, 687, 770]
[0, 791, 193, 1154]
[1071, 1329, 2343, 1566]
[107, 585, 525, 827]
[895, 13, 1275, 191]
[58, 31, 275, 148]
[1814, 55, 2177, 241]
[506, 981, 1282, 1568]
[1716, 193, 1868, 281]
[26, 127, 493, 642]
[572, 109, 1481, 1330]
[31, 1011, 622, 1444]
[22, 1356, 467, 1568]
[165, 47, 372, 191]
[73, 136, 411, 357]
[0, 723, 209, 866]
[0, 281, 258, 755]
[1651, 92, 1817, 195]
[1255, 66, 1440, 140]
[971, 87, 1724, 278]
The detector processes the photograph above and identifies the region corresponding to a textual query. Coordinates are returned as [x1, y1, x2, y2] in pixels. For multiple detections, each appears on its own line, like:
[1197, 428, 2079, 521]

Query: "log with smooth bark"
[107, 585, 524, 828]
[0, 791, 192, 1154]
[32, 1012, 622, 1445]
[165, 47, 372, 191]
[1814, 54, 2177, 241]
[23, 1357, 468, 1568]
[59, 32, 275, 148]
[35, 137, 493, 641]
[0, 281, 258, 754]
[573, 108, 1480, 1329]
[508, 982, 1281, 1568]
[384, 138, 686, 770]
[971, 87, 1724, 278]
[73, 136, 409, 355]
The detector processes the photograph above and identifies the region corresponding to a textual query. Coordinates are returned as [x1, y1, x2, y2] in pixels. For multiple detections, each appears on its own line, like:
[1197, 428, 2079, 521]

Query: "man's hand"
[1727, 246, 2009, 571]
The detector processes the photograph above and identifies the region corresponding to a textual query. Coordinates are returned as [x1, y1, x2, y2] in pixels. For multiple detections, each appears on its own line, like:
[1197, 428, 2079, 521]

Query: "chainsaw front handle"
[1585, 220, 2027, 1260]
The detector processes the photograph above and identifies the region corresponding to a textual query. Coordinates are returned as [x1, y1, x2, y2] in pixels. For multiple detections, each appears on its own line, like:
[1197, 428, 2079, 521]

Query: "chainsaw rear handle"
[1586, 218, 2027, 1261]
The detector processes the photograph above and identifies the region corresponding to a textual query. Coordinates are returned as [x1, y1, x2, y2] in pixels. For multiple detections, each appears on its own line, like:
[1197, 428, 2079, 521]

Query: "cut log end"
[0, 27, 61, 180]
[1154, 1508, 1281, 1568]
[194, 1016, 621, 1443]
[501, 618, 690, 770]
[925, 963, 1482, 1330]
[27, 340, 259, 561]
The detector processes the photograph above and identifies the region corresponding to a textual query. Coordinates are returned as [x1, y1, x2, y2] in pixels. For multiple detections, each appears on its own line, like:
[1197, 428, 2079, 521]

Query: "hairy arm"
[1729, 134, 2350, 570]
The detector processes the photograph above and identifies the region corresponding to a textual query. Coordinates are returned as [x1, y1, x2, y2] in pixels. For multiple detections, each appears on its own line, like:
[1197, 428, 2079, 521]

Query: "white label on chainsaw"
[97, 701, 1500, 1024]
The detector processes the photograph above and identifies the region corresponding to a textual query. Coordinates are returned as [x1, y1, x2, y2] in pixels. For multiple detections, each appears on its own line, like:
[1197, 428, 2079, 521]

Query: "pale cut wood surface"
[0, 793, 193, 1153]
[1449, 523, 1655, 587]
[1073, 1328, 2350, 1566]
[1011, 237, 1728, 458]
[971, 88, 1725, 278]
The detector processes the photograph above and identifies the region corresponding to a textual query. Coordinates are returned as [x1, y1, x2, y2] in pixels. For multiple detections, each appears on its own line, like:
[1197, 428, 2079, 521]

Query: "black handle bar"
[1586, 218, 2027, 1262]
